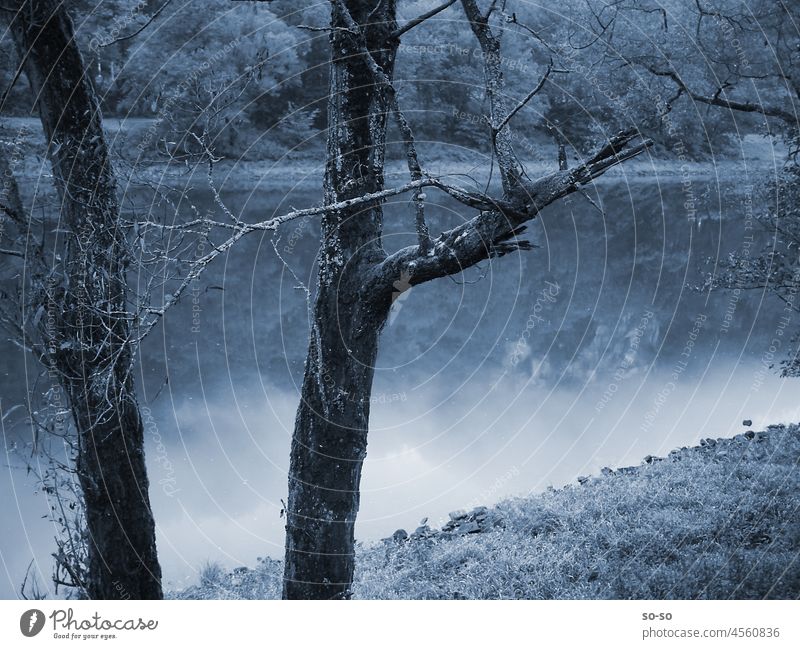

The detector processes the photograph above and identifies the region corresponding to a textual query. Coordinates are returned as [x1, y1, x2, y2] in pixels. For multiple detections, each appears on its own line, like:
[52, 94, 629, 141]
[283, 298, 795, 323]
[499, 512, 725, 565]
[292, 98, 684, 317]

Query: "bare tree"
[2, 0, 162, 599]
[0, 0, 651, 601]
[281, 0, 651, 599]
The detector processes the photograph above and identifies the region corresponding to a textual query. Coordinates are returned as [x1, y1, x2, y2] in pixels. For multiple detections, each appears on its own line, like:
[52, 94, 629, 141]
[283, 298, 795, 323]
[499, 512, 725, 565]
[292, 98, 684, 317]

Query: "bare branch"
[95, 0, 172, 48]
[461, 0, 523, 192]
[642, 62, 797, 126]
[367, 130, 652, 293]
[496, 60, 553, 134]
[505, 11, 561, 57]
[297, 24, 357, 35]
[393, 0, 457, 39]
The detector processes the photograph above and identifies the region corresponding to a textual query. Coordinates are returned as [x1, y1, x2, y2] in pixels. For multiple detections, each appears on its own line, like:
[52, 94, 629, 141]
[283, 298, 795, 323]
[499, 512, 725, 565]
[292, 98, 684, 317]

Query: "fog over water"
[2, 171, 797, 596]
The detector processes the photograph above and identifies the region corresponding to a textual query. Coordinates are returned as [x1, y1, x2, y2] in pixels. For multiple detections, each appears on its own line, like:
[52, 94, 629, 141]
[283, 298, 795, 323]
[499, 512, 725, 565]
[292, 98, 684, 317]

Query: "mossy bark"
[282, 0, 398, 600]
[10, 0, 162, 599]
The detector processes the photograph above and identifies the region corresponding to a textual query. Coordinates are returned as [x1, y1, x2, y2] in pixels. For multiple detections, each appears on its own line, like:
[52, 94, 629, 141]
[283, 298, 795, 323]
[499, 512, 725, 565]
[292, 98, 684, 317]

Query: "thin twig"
[393, 0, 458, 39]
[96, 0, 173, 48]
[496, 61, 553, 133]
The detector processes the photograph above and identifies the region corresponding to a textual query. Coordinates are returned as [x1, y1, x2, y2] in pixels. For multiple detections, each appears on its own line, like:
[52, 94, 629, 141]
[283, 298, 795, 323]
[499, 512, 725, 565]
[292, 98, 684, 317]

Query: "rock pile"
[442, 506, 505, 535]
[384, 506, 504, 544]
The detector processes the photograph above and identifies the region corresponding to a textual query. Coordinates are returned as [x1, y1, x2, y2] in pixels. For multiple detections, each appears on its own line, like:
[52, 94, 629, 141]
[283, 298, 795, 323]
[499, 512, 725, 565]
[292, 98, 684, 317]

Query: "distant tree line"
[3, 0, 790, 159]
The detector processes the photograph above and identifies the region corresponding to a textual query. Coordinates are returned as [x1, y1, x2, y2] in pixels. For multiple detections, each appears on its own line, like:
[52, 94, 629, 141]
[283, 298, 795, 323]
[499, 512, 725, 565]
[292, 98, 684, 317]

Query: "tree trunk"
[9, 0, 162, 599]
[282, 0, 398, 599]
[281, 0, 652, 599]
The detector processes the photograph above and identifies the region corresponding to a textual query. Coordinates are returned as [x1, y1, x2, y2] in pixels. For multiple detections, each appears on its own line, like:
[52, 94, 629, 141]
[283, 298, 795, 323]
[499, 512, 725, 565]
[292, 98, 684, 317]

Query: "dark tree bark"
[282, 0, 399, 600]
[282, 0, 650, 600]
[7, 0, 162, 599]
[280, 0, 650, 600]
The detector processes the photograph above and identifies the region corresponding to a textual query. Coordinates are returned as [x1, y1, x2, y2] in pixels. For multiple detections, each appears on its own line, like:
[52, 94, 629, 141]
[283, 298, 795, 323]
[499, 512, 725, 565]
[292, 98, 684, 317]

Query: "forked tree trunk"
[10, 0, 162, 599]
[281, 0, 653, 599]
[282, 0, 398, 599]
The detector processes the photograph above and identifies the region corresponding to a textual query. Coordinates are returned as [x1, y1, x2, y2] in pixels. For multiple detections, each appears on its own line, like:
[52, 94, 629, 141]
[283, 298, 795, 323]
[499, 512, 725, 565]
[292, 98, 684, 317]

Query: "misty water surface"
[2, 168, 796, 596]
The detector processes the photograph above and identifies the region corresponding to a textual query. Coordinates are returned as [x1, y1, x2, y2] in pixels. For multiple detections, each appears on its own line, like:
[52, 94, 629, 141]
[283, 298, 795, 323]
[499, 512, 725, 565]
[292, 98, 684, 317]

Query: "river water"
[1, 167, 796, 596]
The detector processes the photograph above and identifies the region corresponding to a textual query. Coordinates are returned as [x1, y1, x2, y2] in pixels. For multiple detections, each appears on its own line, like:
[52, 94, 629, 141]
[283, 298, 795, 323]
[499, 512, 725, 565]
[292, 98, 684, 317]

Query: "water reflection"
[1, 175, 795, 595]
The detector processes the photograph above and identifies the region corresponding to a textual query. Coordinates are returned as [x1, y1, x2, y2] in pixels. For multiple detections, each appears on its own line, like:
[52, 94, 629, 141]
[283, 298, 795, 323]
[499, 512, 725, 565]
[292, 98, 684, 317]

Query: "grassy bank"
[175, 424, 800, 600]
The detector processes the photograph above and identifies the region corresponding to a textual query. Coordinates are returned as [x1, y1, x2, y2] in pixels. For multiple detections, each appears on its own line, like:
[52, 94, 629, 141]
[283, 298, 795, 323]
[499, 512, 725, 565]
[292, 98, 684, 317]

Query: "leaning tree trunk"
[10, 0, 162, 599]
[282, 0, 398, 599]
[280, 0, 653, 599]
